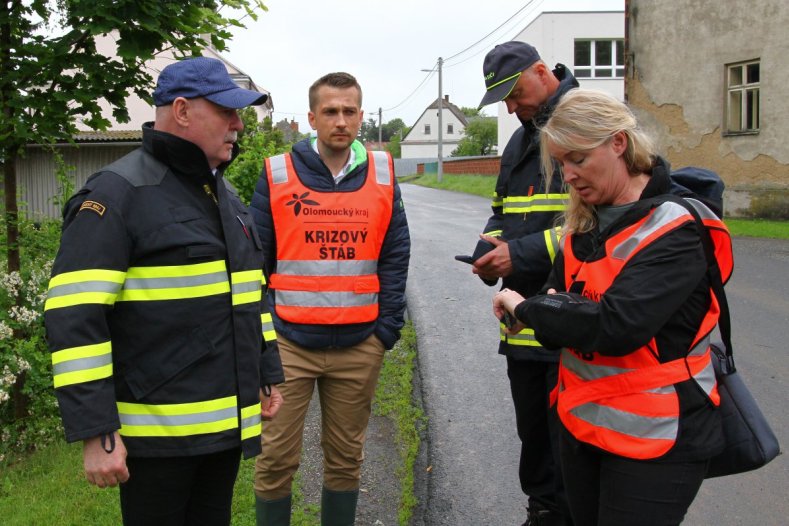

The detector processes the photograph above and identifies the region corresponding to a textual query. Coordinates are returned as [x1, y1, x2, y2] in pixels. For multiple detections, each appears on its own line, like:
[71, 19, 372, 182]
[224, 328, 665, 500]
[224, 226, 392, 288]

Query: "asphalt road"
[402, 183, 788, 526]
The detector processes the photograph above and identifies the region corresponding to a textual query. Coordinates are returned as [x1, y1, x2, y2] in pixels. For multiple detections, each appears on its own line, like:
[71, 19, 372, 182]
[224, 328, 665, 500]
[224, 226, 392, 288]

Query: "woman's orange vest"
[558, 198, 733, 459]
[265, 150, 394, 325]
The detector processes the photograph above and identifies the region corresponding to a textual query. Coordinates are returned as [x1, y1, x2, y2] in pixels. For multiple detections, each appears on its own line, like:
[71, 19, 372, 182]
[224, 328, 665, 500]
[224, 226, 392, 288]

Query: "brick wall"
[417, 156, 500, 176]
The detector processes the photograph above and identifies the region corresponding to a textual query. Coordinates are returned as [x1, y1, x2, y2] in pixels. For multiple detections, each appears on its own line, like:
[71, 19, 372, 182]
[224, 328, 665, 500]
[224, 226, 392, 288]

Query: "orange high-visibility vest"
[558, 198, 733, 459]
[266, 150, 394, 325]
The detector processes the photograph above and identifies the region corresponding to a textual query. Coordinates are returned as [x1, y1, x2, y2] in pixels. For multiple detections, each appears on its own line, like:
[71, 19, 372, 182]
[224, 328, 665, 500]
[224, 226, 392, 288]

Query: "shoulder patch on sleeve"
[79, 200, 107, 217]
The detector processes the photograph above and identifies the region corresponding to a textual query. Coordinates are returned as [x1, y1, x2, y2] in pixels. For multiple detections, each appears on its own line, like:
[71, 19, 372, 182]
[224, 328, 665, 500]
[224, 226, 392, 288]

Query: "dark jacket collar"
[639, 156, 672, 200]
[141, 122, 239, 180]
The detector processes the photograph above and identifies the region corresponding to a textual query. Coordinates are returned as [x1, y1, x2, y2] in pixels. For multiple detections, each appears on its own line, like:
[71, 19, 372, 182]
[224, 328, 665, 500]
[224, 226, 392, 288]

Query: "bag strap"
[664, 195, 735, 373]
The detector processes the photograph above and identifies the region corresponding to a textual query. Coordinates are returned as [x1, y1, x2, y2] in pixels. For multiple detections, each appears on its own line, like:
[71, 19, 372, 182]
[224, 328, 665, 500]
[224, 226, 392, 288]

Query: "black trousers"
[119, 447, 241, 526]
[560, 428, 707, 526]
[507, 357, 571, 522]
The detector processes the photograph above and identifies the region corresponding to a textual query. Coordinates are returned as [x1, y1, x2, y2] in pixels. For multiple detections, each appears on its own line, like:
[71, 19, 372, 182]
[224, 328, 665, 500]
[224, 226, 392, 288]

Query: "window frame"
[573, 39, 625, 79]
[424, 124, 431, 135]
[724, 59, 760, 136]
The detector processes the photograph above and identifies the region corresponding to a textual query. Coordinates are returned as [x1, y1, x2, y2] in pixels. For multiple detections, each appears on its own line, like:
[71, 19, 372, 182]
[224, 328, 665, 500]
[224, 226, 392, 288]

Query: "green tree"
[451, 117, 497, 157]
[0, 0, 267, 279]
[359, 117, 379, 143]
[0, 0, 267, 423]
[381, 118, 406, 142]
[225, 126, 289, 205]
[386, 126, 409, 159]
[460, 106, 483, 118]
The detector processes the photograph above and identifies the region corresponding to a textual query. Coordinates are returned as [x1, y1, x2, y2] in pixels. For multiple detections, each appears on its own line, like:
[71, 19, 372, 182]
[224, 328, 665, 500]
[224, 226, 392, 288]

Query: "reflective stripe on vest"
[544, 226, 562, 263]
[266, 150, 394, 324]
[52, 341, 113, 388]
[557, 199, 729, 459]
[502, 193, 568, 214]
[118, 395, 242, 438]
[44, 269, 126, 311]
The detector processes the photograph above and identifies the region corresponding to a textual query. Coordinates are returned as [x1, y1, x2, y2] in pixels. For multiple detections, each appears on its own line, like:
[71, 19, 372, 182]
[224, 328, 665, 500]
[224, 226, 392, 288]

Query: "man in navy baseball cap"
[154, 56, 268, 108]
[470, 40, 579, 526]
[478, 41, 541, 108]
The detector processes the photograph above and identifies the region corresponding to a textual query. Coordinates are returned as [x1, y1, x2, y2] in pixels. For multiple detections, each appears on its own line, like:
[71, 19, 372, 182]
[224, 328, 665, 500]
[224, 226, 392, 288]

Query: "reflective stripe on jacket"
[558, 198, 732, 459]
[266, 150, 394, 324]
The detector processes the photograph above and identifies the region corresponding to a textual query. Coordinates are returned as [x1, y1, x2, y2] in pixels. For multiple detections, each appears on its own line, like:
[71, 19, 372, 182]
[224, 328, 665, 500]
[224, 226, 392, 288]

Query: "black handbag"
[678, 197, 781, 478]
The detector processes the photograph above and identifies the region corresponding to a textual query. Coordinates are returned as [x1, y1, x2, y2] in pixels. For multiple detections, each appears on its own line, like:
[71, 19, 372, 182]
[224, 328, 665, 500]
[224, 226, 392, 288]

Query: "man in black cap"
[471, 41, 578, 526]
[45, 56, 284, 526]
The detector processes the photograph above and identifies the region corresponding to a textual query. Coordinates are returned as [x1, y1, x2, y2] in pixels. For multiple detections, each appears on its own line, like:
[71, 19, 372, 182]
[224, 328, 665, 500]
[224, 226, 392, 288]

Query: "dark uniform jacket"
[45, 124, 284, 459]
[249, 138, 410, 351]
[480, 64, 578, 362]
[516, 157, 725, 461]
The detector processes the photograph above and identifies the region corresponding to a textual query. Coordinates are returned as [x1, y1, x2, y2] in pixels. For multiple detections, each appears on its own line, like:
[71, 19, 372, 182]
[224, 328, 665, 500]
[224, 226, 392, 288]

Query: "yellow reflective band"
[240, 403, 262, 441]
[117, 396, 239, 438]
[500, 324, 542, 347]
[44, 269, 127, 311]
[125, 260, 226, 279]
[118, 395, 237, 415]
[117, 260, 231, 302]
[544, 227, 562, 263]
[502, 193, 569, 214]
[52, 341, 114, 388]
[483, 229, 503, 238]
[231, 269, 263, 306]
[261, 313, 277, 342]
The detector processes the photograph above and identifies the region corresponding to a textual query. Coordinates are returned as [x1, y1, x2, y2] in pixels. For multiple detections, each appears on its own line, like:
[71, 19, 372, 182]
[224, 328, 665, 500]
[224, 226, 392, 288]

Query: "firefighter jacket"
[515, 157, 732, 462]
[45, 123, 284, 459]
[249, 138, 410, 350]
[478, 64, 578, 361]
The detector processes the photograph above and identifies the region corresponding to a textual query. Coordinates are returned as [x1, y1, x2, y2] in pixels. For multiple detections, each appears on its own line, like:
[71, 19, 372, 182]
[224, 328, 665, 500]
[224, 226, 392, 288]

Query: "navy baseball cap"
[153, 56, 268, 108]
[478, 41, 541, 108]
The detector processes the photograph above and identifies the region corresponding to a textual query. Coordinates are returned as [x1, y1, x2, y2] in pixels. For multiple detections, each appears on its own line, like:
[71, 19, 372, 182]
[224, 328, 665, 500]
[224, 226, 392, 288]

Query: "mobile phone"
[454, 255, 475, 264]
[500, 311, 517, 330]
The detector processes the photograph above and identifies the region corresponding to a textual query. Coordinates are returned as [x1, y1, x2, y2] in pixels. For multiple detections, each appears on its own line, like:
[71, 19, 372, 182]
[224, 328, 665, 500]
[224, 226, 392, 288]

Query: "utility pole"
[378, 107, 382, 146]
[437, 56, 443, 182]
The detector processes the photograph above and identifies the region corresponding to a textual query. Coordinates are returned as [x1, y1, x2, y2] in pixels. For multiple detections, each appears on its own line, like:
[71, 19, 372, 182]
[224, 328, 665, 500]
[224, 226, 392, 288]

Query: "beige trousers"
[254, 334, 386, 499]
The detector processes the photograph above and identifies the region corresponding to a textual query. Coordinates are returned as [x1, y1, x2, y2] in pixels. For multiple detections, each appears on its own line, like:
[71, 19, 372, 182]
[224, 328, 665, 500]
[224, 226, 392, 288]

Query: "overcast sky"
[224, 0, 623, 132]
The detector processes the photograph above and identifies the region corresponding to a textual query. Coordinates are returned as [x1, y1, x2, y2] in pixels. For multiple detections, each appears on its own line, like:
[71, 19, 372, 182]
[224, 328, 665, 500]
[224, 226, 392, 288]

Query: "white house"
[498, 10, 624, 148]
[400, 95, 468, 159]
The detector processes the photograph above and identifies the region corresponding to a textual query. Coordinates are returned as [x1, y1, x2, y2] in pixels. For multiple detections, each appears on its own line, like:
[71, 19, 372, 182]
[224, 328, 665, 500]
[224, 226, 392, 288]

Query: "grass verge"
[372, 321, 424, 526]
[406, 174, 789, 239]
[0, 322, 422, 525]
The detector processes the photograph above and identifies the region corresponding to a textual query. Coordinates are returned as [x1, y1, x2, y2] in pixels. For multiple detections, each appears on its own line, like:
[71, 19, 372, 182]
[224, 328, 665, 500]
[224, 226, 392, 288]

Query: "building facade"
[400, 95, 468, 159]
[627, 0, 788, 215]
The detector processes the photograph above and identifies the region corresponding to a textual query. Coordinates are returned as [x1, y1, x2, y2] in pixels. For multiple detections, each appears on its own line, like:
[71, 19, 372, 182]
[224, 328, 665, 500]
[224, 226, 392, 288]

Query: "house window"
[424, 124, 431, 135]
[447, 124, 454, 134]
[574, 40, 624, 78]
[726, 60, 760, 134]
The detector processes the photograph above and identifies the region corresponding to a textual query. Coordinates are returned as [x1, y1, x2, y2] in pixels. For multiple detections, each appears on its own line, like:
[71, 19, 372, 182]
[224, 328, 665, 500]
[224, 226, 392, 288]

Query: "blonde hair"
[539, 89, 656, 233]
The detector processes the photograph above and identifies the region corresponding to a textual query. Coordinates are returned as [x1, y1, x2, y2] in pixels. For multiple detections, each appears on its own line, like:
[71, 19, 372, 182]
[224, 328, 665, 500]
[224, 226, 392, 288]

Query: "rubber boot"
[255, 494, 292, 526]
[320, 487, 359, 526]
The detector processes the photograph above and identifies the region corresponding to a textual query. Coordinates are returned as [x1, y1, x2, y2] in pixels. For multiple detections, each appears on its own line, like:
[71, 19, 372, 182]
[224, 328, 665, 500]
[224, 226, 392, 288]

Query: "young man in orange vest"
[249, 72, 410, 526]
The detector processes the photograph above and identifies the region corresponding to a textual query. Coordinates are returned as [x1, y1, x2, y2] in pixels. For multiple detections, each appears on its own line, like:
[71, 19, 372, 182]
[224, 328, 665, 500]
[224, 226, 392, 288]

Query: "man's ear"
[171, 97, 190, 127]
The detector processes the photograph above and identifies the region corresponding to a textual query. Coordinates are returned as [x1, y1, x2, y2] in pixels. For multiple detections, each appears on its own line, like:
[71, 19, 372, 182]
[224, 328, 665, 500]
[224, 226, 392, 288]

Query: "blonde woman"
[494, 89, 732, 526]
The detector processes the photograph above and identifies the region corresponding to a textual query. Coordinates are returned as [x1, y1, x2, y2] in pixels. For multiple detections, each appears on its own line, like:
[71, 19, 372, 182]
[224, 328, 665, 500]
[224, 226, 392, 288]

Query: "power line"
[444, 1, 537, 63]
[381, 67, 437, 113]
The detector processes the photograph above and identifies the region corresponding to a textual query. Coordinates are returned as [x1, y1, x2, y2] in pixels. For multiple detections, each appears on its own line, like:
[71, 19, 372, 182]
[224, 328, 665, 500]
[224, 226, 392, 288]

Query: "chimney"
[444, 95, 449, 103]
[290, 119, 299, 132]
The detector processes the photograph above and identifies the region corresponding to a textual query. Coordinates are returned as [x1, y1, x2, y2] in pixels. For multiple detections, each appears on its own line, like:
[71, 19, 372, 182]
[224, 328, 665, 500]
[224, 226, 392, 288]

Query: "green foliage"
[360, 117, 407, 144]
[742, 189, 789, 220]
[459, 106, 486, 118]
[0, 219, 64, 465]
[451, 117, 497, 157]
[225, 127, 290, 205]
